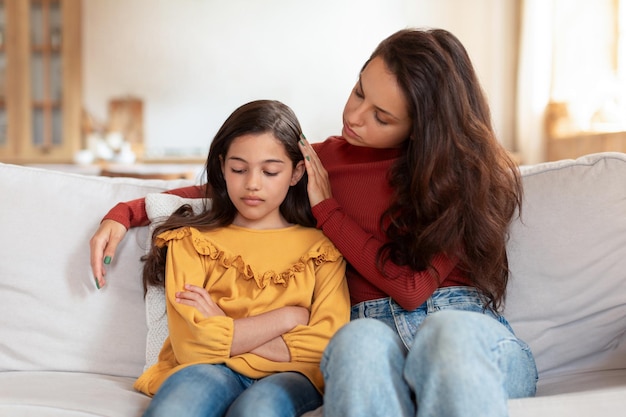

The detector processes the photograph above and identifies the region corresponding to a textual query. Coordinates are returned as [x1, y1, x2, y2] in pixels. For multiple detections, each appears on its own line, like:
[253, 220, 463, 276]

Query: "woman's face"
[342, 56, 412, 149]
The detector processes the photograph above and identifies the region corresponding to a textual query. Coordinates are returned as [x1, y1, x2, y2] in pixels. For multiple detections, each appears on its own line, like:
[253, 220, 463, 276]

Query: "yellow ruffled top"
[134, 225, 349, 396]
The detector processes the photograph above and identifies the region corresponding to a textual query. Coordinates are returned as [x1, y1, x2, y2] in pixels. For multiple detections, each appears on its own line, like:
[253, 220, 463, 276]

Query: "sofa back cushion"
[505, 152, 626, 383]
[3, 153, 626, 384]
[0, 163, 193, 378]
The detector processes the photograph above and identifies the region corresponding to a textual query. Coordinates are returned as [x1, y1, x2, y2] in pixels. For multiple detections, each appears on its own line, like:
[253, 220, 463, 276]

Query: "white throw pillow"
[143, 193, 209, 370]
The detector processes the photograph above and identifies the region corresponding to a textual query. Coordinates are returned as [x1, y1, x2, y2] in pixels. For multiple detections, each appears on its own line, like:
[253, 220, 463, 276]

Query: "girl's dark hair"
[370, 28, 522, 312]
[142, 99, 314, 293]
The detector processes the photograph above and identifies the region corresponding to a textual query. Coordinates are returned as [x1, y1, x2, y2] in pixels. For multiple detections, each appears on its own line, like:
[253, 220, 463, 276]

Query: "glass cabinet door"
[0, 0, 80, 164]
[30, 0, 63, 151]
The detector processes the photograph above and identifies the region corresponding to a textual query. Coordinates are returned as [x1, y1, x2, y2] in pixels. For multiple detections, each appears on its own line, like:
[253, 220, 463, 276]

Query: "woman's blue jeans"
[321, 287, 538, 417]
[143, 363, 322, 417]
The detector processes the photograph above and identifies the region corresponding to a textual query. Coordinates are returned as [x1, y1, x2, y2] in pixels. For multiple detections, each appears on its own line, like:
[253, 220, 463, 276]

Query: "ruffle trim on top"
[156, 227, 342, 289]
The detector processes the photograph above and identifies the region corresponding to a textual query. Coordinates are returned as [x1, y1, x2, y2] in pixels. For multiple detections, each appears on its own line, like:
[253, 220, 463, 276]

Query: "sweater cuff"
[311, 198, 342, 228]
[102, 202, 133, 230]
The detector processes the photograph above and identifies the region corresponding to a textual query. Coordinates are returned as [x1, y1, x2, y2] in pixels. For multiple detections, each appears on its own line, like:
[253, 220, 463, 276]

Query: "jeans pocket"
[391, 287, 513, 349]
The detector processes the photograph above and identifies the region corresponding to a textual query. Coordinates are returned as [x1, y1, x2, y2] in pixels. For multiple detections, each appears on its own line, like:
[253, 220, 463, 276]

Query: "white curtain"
[515, 0, 554, 165]
[516, 0, 622, 164]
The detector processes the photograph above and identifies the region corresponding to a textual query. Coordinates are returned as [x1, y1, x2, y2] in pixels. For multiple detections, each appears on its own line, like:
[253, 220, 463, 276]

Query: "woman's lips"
[342, 122, 359, 140]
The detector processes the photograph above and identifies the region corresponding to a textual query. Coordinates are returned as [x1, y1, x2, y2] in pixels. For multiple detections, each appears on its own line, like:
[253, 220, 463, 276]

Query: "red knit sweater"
[103, 136, 470, 310]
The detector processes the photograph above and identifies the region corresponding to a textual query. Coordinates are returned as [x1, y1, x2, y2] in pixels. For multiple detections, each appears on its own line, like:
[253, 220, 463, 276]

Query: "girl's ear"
[290, 160, 305, 186]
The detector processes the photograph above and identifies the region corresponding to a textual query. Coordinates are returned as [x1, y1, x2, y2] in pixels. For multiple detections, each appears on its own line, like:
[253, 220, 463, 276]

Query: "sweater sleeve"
[282, 245, 350, 365]
[162, 231, 234, 364]
[102, 185, 206, 229]
[312, 198, 459, 311]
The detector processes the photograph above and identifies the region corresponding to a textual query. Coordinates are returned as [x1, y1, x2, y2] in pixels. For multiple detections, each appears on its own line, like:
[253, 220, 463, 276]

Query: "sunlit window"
[546, 0, 626, 137]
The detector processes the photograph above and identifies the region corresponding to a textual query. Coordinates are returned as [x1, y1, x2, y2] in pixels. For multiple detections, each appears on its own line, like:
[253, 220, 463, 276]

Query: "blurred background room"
[0, 0, 624, 176]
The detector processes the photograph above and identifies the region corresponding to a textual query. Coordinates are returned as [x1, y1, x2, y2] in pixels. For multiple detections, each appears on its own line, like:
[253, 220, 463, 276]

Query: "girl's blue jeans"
[143, 363, 321, 417]
[321, 286, 538, 417]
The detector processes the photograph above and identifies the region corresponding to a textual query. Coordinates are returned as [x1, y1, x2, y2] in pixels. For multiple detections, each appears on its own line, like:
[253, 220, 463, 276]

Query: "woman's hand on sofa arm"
[90, 219, 128, 288]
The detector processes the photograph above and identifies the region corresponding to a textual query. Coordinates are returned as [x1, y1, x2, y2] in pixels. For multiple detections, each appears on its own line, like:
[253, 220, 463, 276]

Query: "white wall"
[83, 0, 518, 157]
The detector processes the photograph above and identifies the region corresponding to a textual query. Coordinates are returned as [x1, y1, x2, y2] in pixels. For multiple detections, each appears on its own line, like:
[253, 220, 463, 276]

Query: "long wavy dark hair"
[142, 100, 314, 293]
[373, 29, 522, 312]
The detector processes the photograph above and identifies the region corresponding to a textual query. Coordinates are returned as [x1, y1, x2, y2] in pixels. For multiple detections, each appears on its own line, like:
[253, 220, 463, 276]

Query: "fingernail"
[299, 139, 305, 146]
[300, 133, 306, 141]
[104, 256, 111, 265]
[306, 156, 311, 161]
[95, 278, 101, 290]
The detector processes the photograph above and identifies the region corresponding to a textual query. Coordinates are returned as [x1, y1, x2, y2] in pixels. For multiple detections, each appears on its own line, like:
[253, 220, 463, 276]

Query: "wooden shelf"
[26, 162, 204, 181]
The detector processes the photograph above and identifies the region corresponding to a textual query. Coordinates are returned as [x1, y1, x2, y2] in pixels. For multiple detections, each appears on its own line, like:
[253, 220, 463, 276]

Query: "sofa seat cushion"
[303, 370, 626, 417]
[509, 370, 626, 417]
[536, 368, 626, 396]
[0, 371, 149, 416]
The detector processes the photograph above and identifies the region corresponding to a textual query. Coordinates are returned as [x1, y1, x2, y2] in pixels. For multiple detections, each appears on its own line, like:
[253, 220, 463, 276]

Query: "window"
[547, 0, 624, 136]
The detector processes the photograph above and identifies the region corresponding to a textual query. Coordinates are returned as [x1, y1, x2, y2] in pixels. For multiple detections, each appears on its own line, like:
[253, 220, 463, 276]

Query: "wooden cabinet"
[547, 131, 626, 161]
[0, 0, 81, 164]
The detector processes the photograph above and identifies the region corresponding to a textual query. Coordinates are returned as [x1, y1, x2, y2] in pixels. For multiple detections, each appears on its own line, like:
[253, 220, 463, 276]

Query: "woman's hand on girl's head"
[298, 135, 332, 207]
[176, 284, 225, 318]
[89, 219, 128, 289]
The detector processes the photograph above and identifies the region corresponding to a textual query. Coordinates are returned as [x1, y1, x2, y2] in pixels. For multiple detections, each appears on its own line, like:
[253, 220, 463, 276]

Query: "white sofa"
[1, 152, 625, 416]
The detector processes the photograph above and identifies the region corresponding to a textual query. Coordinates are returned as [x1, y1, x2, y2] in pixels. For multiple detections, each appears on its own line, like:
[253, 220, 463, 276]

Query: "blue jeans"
[143, 363, 322, 417]
[321, 287, 538, 417]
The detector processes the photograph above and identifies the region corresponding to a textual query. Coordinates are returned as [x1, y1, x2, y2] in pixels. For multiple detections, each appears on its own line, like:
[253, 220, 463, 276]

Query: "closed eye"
[354, 85, 388, 125]
[374, 113, 388, 125]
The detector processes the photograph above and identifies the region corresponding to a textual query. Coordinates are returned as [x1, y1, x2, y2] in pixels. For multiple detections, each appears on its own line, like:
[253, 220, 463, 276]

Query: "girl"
[136, 100, 349, 417]
[91, 29, 537, 417]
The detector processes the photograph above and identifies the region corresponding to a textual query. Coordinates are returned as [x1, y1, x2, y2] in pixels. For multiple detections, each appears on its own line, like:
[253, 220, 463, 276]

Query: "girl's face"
[221, 132, 304, 229]
[342, 56, 412, 149]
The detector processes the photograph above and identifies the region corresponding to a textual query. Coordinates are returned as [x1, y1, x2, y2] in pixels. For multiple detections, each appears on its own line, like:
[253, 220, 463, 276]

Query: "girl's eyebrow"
[227, 156, 286, 164]
[358, 77, 402, 122]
